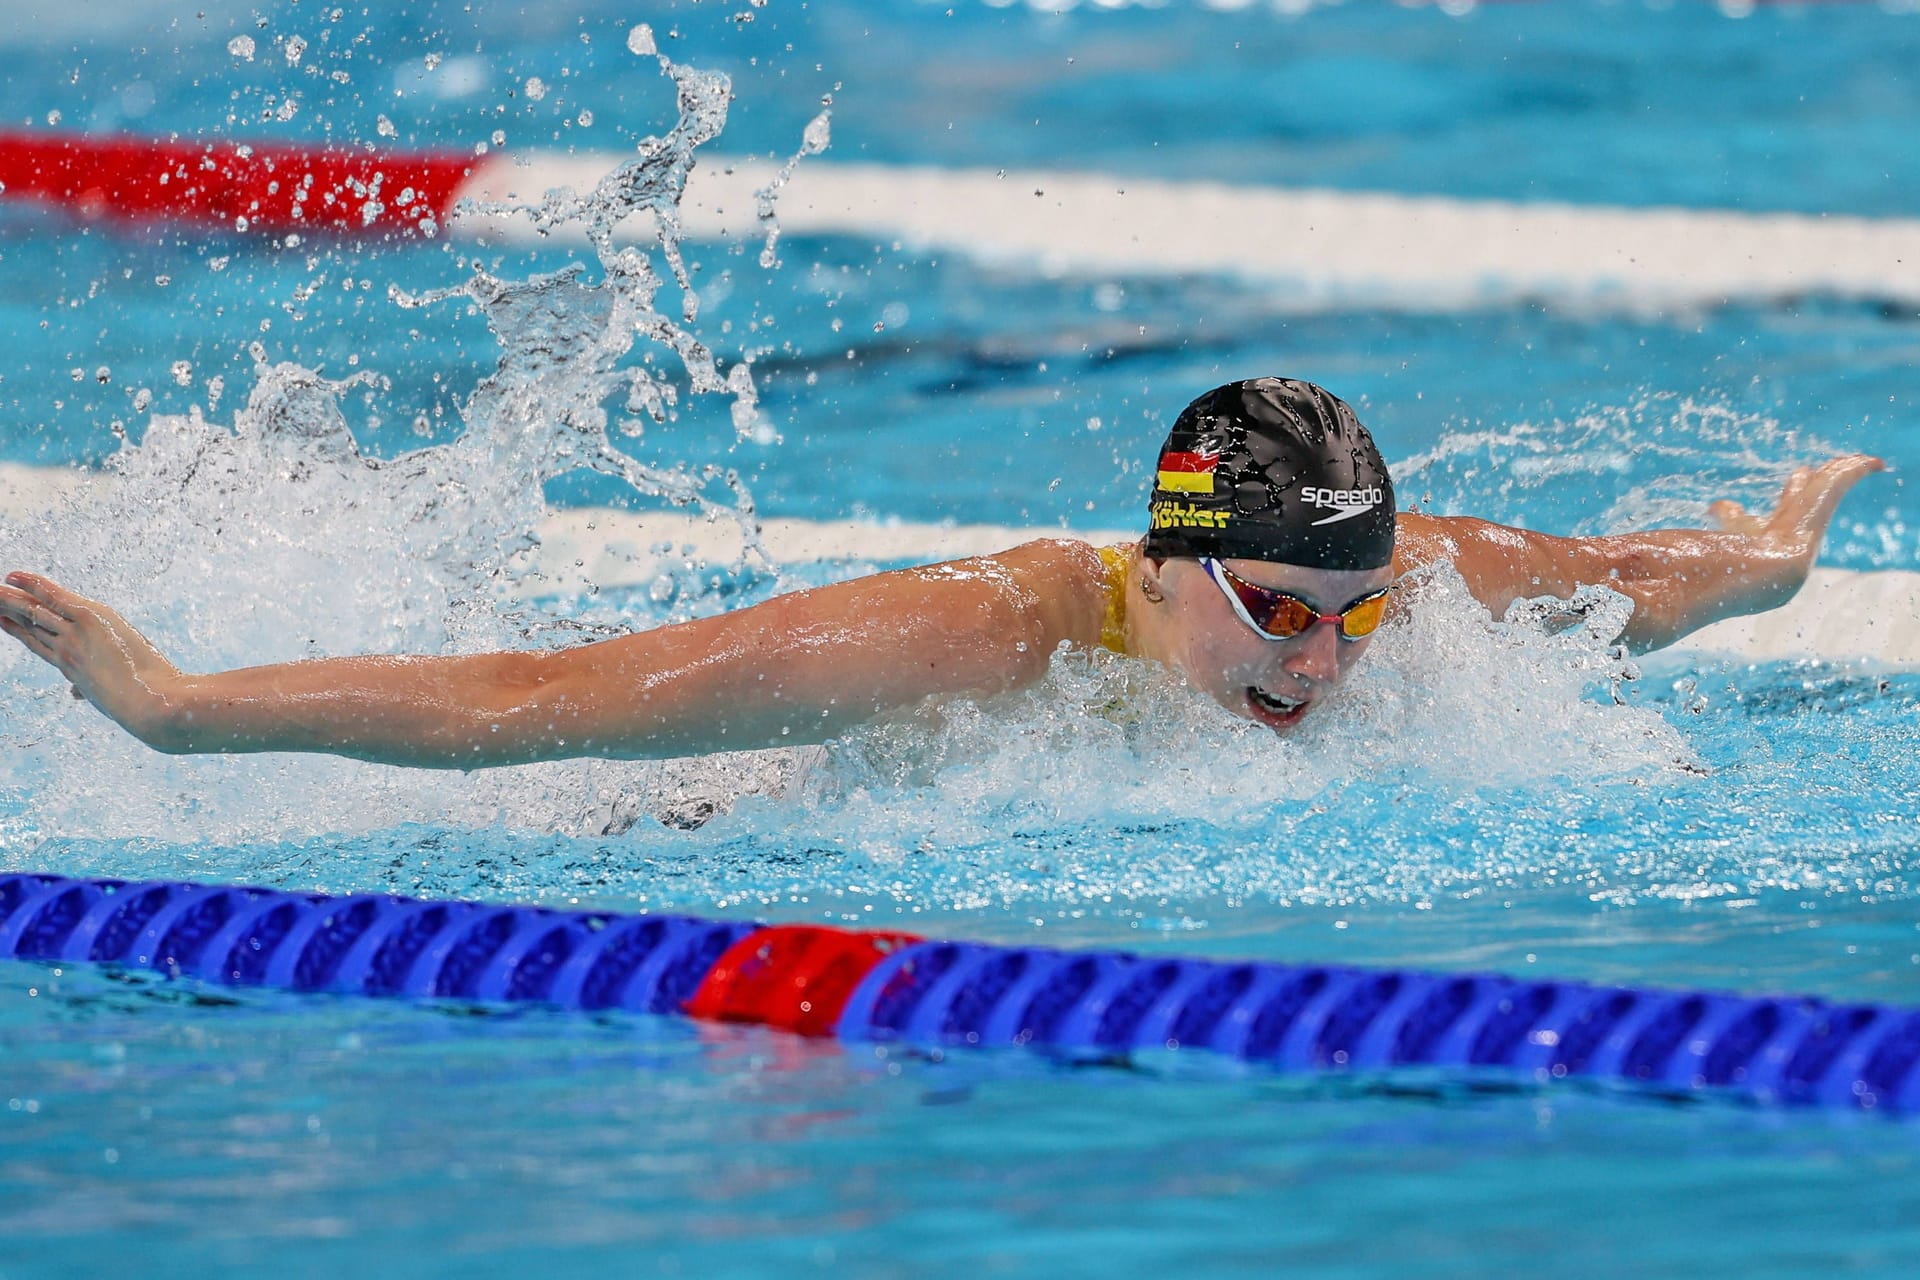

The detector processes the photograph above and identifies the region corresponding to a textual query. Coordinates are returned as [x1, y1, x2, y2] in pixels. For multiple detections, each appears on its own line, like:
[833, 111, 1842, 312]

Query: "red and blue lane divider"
[2, 872, 1917, 1112]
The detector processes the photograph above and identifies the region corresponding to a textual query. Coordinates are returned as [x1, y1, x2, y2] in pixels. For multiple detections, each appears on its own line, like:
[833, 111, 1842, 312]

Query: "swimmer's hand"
[1705, 453, 1887, 602]
[0, 572, 187, 745]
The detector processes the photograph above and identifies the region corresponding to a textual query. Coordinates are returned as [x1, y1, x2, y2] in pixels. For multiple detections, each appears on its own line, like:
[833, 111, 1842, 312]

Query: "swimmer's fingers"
[6, 571, 86, 615]
[0, 584, 66, 638]
[0, 614, 60, 663]
[1767, 454, 1885, 549]
[1706, 498, 1762, 536]
[0, 572, 86, 636]
[1708, 456, 1884, 553]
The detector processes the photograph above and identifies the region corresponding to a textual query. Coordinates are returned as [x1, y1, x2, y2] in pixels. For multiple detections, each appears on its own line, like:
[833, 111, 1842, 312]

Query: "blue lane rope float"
[2, 872, 1916, 1112]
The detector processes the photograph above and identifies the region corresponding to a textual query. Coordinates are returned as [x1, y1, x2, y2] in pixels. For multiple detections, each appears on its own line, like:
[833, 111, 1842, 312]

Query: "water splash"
[0, 45, 822, 850]
[756, 108, 832, 270]
[1394, 392, 1838, 536]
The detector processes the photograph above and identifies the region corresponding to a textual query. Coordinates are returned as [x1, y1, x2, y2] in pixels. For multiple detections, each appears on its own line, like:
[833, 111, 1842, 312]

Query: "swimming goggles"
[1199, 558, 1392, 643]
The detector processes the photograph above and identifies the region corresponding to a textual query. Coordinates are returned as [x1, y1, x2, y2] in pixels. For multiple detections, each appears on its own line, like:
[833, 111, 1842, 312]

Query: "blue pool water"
[1, 1, 1918, 1275]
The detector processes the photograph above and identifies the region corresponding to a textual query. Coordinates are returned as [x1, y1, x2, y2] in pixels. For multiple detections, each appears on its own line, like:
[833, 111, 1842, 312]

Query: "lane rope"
[6, 131, 1920, 308]
[0, 130, 470, 237]
[2, 872, 1915, 1111]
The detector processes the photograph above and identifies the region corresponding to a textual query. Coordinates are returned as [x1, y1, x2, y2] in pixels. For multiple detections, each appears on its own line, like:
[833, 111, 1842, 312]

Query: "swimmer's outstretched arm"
[0, 540, 1109, 768]
[1395, 454, 1884, 652]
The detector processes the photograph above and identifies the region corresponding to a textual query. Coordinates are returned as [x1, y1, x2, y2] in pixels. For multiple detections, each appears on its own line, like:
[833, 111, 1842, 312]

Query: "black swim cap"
[1141, 378, 1396, 570]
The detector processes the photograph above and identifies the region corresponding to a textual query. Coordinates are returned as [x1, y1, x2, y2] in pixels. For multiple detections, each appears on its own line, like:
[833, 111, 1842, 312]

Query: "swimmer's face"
[1145, 556, 1395, 732]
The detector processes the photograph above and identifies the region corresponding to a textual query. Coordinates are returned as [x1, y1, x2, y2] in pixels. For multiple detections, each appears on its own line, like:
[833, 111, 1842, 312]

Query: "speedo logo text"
[1299, 485, 1383, 527]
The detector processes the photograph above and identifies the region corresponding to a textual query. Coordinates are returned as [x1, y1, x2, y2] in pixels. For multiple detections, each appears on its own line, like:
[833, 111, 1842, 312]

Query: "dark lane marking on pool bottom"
[1, 872, 1915, 1114]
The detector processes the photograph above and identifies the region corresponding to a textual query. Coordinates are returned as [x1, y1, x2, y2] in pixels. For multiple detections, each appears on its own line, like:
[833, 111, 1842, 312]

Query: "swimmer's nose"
[1280, 617, 1342, 686]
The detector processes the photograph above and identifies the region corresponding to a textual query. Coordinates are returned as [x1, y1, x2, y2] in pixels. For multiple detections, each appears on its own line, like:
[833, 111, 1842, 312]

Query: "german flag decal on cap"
[1156, 448, 1218, 495]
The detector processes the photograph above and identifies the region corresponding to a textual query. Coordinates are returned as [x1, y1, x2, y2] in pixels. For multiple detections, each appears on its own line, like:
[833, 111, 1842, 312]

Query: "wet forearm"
[1569, 529, 1803, 651]
[1399, 514, 1808, 652]
[157, 653, 559, 767]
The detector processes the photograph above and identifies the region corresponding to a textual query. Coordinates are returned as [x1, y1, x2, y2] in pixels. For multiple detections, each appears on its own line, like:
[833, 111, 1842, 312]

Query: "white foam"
[456, 154, 1920, 310]
[3, 462, 1914, 666]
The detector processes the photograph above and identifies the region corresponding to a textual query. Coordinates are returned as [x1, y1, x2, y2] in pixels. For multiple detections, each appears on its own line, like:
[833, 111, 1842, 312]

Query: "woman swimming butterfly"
[0, 378, 1882, 765]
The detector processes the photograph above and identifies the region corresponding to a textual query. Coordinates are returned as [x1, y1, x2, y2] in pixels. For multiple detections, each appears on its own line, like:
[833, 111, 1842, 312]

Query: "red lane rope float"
[685, 925, 923, 1038]
[0, 130, 474, 237]
[3, 873, 1919, 1111]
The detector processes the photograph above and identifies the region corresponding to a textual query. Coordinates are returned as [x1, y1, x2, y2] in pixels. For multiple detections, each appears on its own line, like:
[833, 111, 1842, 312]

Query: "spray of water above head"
[0, 44, 835, 851]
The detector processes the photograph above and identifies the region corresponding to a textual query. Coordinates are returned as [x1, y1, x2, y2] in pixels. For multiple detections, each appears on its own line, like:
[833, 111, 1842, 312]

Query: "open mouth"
[1246, 686, 1310, 729]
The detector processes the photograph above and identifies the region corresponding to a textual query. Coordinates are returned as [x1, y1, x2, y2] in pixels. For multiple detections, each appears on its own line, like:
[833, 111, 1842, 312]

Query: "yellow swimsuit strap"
[1095, 543, 1132, 654]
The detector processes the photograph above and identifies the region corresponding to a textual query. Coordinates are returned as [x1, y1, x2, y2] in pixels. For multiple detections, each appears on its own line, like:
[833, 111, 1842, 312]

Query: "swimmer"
[0, 377, 1884, 766]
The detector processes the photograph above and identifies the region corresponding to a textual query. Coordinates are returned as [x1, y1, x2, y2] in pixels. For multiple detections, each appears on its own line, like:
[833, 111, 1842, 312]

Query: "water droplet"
[801, 112, 832, 155]
[627, 24, 656, 56]
[227, 35, 255, 60]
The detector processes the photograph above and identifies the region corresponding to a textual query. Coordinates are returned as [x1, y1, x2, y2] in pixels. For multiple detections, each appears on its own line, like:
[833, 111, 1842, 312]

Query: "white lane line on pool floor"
[455, 154, 1920, 311]
[5, 462, 1914, 667]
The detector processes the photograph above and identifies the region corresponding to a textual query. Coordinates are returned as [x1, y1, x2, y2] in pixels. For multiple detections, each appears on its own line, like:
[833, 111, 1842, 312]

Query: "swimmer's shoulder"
[1392, 510, 1457, 577]
[974, 537, 1120, 650]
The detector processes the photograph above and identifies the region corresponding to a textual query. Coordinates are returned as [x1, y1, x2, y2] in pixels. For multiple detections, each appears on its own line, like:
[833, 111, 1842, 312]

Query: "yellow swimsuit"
[1095, 544, 1131, 654]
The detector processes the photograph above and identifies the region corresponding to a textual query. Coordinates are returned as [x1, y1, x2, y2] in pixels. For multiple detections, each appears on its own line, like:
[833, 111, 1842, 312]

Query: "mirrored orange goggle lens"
[1338, 591, 1389, 639]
